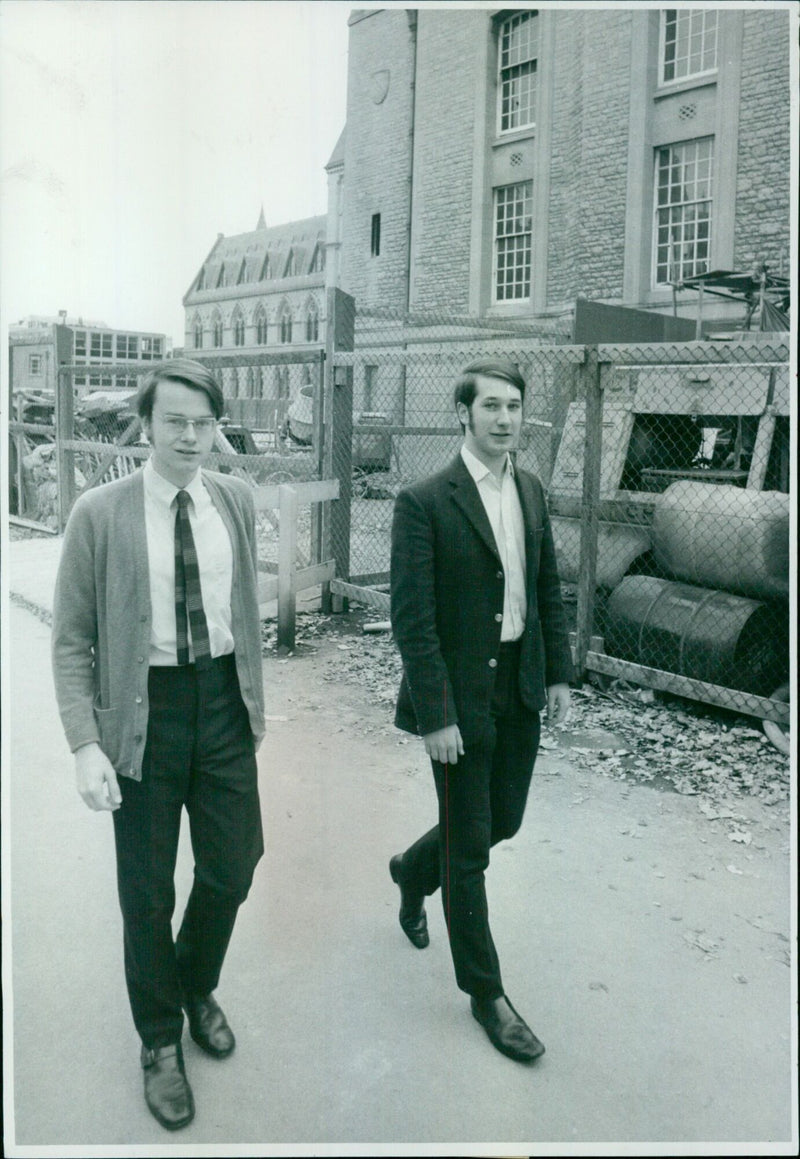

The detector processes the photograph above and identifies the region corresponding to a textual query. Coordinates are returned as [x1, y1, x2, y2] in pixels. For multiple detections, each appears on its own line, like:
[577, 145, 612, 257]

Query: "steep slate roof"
[326, 127, 346, 170]
[184, 214, 327, 303]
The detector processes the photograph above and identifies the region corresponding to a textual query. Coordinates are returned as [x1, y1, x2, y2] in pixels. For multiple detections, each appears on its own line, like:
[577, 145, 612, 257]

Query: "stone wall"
[734, 9, 792, 272]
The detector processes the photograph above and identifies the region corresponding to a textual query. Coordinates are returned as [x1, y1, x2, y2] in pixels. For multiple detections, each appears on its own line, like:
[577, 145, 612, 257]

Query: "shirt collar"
[143, 458, 206, 509]
[460, 443, 515, 485]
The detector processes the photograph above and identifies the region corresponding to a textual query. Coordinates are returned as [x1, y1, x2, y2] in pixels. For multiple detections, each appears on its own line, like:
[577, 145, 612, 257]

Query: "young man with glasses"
[52, 359, 265, 1130]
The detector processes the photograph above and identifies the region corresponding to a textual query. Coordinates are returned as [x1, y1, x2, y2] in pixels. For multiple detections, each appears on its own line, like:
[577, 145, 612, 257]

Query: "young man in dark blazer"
[389, 359, 573, 1063]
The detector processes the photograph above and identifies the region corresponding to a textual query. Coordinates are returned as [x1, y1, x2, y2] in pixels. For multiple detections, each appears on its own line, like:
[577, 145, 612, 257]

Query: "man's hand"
[423, 724, 465, 766]
[75, 743, 122, 811]
[546, 683, 571, 726]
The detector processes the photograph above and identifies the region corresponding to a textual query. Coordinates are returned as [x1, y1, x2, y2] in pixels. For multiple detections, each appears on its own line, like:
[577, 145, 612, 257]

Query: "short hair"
[136, 358, 224, 422]
[453, 359, 526, 425]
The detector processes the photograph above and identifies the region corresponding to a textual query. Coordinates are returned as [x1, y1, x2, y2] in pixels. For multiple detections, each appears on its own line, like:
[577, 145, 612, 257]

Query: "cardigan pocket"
[93, 703, 122, 767]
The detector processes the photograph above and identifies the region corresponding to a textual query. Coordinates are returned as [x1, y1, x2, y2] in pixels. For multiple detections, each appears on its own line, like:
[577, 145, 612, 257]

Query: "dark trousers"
[112, 654, 263, 1049]
[399, 642, 541, 1001]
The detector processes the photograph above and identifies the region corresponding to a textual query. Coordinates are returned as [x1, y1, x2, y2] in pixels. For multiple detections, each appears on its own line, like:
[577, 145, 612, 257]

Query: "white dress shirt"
[142, 459, 235, 665]
[460, 445, 527, 641]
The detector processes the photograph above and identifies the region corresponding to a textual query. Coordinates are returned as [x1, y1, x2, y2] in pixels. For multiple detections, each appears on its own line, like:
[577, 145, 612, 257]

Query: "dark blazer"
[391, 453, 573, 742]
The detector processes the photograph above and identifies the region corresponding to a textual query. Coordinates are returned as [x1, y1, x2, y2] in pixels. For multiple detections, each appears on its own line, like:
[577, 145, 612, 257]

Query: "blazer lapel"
[448, 455, 501, 562]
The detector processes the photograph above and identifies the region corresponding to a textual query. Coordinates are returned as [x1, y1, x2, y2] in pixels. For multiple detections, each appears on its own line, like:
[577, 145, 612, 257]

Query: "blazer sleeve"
[51, 497, 103, 752]
[390, 487, 458, 736]
[536, 491, 575, 687]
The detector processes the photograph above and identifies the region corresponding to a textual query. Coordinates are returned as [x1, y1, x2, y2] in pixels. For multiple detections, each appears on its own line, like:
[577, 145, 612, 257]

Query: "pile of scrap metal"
[548, 352, 790, 749]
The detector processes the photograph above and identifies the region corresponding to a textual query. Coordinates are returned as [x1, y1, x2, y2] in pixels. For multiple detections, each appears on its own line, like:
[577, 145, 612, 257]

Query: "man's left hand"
[546, 683, 571, 725]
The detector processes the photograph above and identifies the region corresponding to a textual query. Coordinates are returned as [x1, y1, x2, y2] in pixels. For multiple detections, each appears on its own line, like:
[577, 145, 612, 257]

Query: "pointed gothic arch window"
[193, 316, 203, 349]
[237, 258, 248, 285]
[305, 299, 319, 343]
[260, 253, 272, 281]
[279, 303, 293, 344]
[309, 244, 325, 274]
[212, 312, 223, 347]
[196, 267, 206, 291]
[233, 310, 245, 347]
[216, 264, 226, 288]
[255, 307, 268, 345]
[283, 249, 295, 278]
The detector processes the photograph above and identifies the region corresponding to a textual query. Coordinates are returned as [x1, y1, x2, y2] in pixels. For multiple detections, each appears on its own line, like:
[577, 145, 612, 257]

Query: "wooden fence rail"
[254, 479, 340, 648]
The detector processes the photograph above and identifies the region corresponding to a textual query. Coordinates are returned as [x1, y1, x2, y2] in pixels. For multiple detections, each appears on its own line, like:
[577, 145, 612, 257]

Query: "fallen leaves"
[261, 606, 790, 832]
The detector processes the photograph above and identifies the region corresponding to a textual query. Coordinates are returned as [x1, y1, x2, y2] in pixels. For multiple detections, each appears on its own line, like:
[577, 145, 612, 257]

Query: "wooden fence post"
[322, 288, 355, 613]
[277, 484, 298, 650]
[574, 345, 603, 681]
[55, 364, 76, 530]
[310, 348, 326, 567]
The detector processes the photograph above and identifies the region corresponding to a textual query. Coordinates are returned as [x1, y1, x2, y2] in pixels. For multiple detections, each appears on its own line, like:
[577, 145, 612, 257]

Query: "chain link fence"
[570, 341, 791, 719]
[16, 354, 324, 580]
[326, 304, 790, 731]
[13, 316, 789, 731]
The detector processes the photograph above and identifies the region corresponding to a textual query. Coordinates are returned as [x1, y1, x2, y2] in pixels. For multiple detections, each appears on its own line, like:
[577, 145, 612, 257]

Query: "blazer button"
[494, 613, 503, 622]
[488, 658, 498, 669]
[496, 570, 503, 579]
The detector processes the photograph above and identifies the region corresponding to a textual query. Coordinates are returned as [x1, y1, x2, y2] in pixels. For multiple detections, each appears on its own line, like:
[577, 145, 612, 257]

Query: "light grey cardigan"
[51, 467, 266, 781]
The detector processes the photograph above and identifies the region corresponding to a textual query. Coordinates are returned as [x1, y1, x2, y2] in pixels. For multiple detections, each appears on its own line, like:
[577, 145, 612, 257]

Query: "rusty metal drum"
[605, 575, 786, 696]
[652, 481, 789, 601]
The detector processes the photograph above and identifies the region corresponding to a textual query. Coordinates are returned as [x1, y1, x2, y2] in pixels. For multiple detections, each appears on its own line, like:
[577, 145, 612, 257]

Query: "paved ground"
[3, 535, 796, 1155]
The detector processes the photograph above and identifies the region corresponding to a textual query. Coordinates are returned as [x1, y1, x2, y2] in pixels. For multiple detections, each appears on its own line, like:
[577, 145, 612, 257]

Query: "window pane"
[499, 12, 538, 132]
[653, 138, 714, 284]
[661, 9, 717, 83]
[494, 180, 533, 301]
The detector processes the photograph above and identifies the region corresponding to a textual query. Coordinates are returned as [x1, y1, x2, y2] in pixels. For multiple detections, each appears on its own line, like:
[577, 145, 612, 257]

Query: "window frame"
[496, 10, 539, 136]
[492, 180, 534, 304]
[658, 9, 718, 88]
[651, 136, 714, 288]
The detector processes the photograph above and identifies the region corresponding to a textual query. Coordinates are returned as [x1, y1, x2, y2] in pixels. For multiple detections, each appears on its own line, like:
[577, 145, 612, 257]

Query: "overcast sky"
[0, 0, 351, 345]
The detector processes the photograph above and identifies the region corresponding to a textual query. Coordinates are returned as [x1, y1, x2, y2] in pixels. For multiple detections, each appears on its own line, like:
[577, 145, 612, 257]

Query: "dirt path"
[5, 600, 794, 1152]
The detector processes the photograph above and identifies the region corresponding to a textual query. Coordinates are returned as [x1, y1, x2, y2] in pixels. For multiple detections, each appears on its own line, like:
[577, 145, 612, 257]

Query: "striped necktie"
[174, 489, 212, 669]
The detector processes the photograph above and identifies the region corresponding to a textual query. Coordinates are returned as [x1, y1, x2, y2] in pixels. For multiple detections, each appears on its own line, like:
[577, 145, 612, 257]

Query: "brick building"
[338, 7, 792, 333]
[182, 212, 330, 402]
[9, 314, 170, 399]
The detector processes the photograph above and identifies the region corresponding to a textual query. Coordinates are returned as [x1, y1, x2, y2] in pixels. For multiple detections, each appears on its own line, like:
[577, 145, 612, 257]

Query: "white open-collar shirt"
[142, 458, 235, 665]
[460, 445, 527, 642]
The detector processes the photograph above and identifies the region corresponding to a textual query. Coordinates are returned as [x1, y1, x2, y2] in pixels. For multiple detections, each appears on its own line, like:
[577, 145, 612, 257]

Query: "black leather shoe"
[141, 1043, 195, 1130]
[183, 992, 236, 1058]
[470, 995, 545, 1063]
[389, 854, 429, 949]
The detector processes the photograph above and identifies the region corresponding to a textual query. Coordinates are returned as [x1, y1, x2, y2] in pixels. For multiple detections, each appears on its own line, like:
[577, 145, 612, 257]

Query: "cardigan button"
[135, 696, 143, 704]
[488, 658, 498, 669]
[494, 613, 503, 622]
[496, 570, 503, 579]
